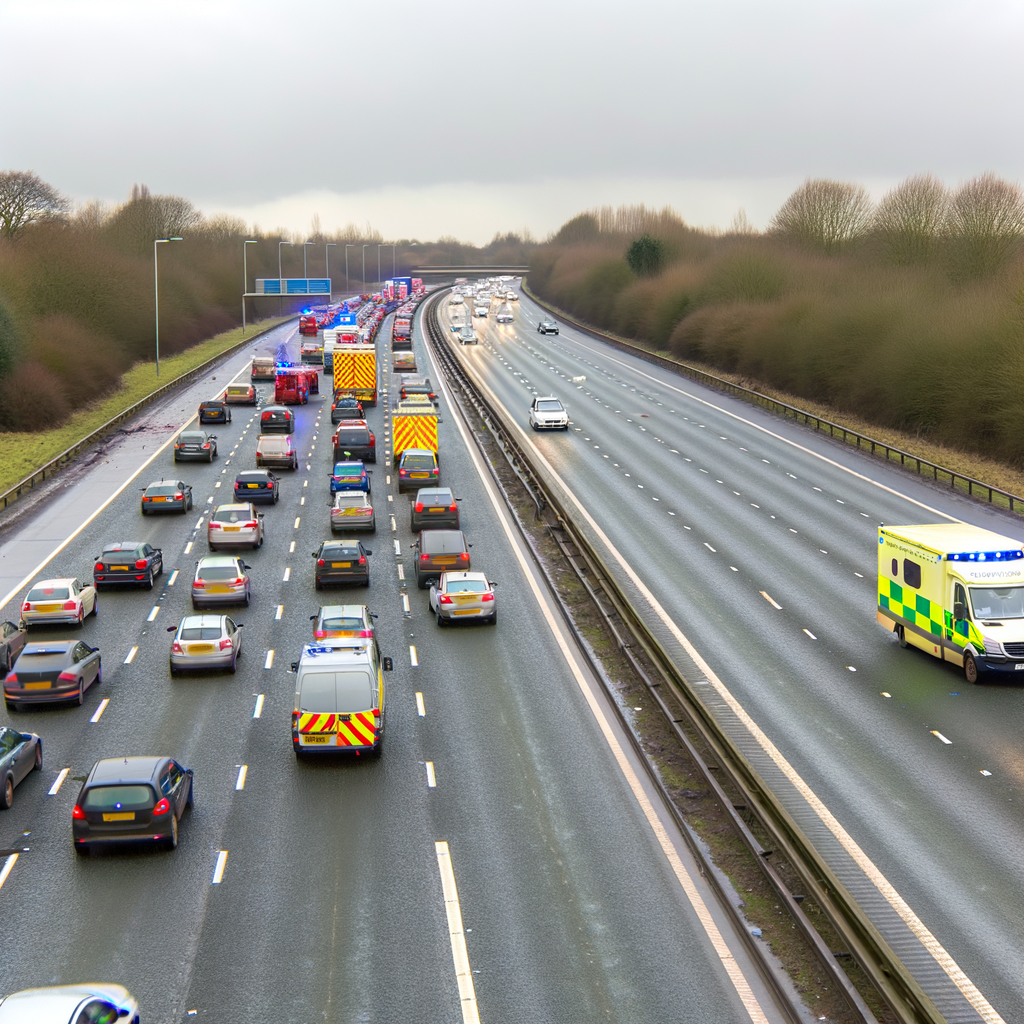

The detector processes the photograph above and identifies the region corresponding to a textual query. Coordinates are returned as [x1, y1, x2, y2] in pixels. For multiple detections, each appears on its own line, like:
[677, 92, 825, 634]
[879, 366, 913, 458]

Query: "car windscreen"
[970, 586, 1024, 619]
[334, 429, 369, 445]
[146, 485, 178, 496]
[536, 401, 563, 412]
[197, 566, 240, 581]
[83, 785, 155, 810]
[181, 626, 223, 640]
[27, 587, 70, 601]
[445, 580, 487, 594]
[212, 508, 249, 523]
[402, 455, 435, 471]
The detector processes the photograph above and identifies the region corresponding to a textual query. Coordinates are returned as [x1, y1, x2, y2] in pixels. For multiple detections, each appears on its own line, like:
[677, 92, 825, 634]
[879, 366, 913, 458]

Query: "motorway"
[441, 287, 1024, 1023]
[0, 313, 793, 1022]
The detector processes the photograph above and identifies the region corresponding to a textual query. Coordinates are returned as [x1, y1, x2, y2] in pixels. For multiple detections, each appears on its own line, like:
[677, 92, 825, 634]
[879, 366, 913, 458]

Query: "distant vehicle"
[537, 320, 559, 335]
[141, 480, 194, 515]
[300, 340, 323, 364]
[329, 461, 371, 494]
[331, 395, 364, 424]
[393, 350, 417, 373]
[173, 430, 217, 462]
[0, 983, 139, 1024]
[397, 448, 439, 492]
[400, 376, 436, 401]
[311, 604, 376, 639]
[429, 571, 496, 626]
[448, 293, 464, 306]
[255, 434, 298, 470]
[223, 383, 257, 404]
[332, 421, 376, 464]
[458, 326, 477, 345]
[20, 578, 98, 628]
[529, 396, 569, 430]
[207, 503, 264, 550]
[5, 639, 101, 709]
[473, 305, 489, 318]
[274, 371, 309, 405]
[496, 307, 514, 324]
[93, 542, 163, 590]
[414, 529, 471, 589]
[72, 756, 193, 854]
[299, 314, 318, 336]
[251, 357, 276, 381]
[198, 400, 231, 424]
[169, 614, 243, 675]
[506, 291, 519, 301]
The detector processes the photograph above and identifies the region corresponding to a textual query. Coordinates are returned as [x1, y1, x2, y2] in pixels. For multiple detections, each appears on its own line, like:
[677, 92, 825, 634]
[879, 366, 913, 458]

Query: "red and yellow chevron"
[337, 712, 377, 747]
[393, 413, 438, 455]
[299, 713, 338, 733]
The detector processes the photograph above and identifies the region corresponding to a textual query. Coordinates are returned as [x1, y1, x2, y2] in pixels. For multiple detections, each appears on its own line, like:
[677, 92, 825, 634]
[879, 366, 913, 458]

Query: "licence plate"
[302, 735, 331, 744]
[154, 496, 168, 502]
[428, 507, 444, 513]
[35, 604, 60, 613]
[223, 526, 240, 532]
[453, 609, 477, 616]
[25, 681, 51, 690]
[189, 644, 215, 654]
[207, 585, 229, 594]
[246, 483, 259, 488]
[103, 812, 135, 821]
[1015, 663, 1024, 671]
[332, 562, 352, 568]
[111, 565, 129, 571]
[436, 558, 455, 566]
[411, 473, 428, 478]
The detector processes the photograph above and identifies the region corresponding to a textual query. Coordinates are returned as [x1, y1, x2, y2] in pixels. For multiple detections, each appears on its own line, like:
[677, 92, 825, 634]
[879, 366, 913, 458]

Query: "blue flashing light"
[947, 549, 1024, 562]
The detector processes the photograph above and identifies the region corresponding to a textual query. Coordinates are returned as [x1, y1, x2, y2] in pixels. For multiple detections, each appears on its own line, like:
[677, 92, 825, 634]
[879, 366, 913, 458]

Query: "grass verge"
[0, 317, 289, 494]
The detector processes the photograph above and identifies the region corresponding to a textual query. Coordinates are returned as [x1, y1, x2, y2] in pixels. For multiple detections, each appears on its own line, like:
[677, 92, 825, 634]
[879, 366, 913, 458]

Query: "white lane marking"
[789, 528, 798, 534]
[300, 496, 305, 506]
[882, 692, 892, 698]
[391, 515, 397, 532]
[283, 568, 291, 582]
[703, 543, 716, 552]
[147, 606, 160, 621]
[416, 692, 426, 716]
[215, 481, 221, 488]
[293, 517, 301, 529]
[847, 666, 857, 672]
[402, 594, 410, 614]
[124, 646, 138, 664]
[235, 765, 248, 790]
[168, 570, 179, 586]
[434, 842, 481, 1024]
[410, 645, 418, 667]
[264, 650, 274, 670]
[195, 518, 205, 529]
[394, 540, 401, 556]
[289, 541, 295, 553]
[49, 768, 70, 796]
[854, 572, 864, 578]
[253, 694, 264, 718]
[0, 854, 18, 891]
[90, 698, 110, 723]
[206, 496, 213, 504]
[931, 731, 952, 745]
[303, 479, 308, 488]
[184, 542, 193, 554]
[386, 474, 391, 484]
[388, 494, 393, 502]
[730, 566, 738, 572]
[212, 850, 228, 884]
[425, 761, 437, 788]
[275, 605, 283, 621]
[803, 629, 817, 640]
[980, 769, 992, 776]
[398, 565, 405, 580]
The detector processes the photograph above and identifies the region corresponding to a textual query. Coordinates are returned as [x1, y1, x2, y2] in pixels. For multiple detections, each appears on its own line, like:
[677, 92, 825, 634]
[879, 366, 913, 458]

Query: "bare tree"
[946, 172, 1024, 277]
[0, 170, 70, 240]
[729, 208, 756, 235]
[104, 185, 204, 255]
[874, 174, 948, 265]
[770, 179, 874, 253]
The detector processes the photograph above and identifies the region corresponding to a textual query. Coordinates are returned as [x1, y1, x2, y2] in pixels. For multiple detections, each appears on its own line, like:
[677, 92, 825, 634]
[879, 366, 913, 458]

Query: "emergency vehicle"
[299, 314, 318, 336]
[392, 399, 438, 464]
[274, 370, 309, 405]
[878, 523, 1024, 683]
[332, 344, 377, 407]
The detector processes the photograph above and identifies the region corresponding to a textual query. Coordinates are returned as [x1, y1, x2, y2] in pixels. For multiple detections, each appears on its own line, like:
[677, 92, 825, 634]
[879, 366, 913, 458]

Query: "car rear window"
[446, 580, 486, 594]
[334, 493, 368, 508]
[203, 402, 225, 410]
[335, 428, 369, 445]
[102, 546, 137, 555]
[403, 455, 435, 471]
[27, 587, 70, 601]
[14, 651, 67, 668]
[197, 566, 240, 581]
[416, 490, 451, 504]
[179, 432, 205, 442]
[212, 508, 251, 523]
[322, 616, 364, 631]
[146, 485, 177, 496]
[262, 409, 291, 420]
[181, 626, 223, 640]
[421, 533, 465, 554]
[83, 785, 155, 810]
[323, 545, 360, 558]
[236, 473, 267, 484]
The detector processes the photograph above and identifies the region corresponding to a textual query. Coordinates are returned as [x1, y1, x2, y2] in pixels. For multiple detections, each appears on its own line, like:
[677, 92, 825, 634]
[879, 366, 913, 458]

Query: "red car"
[299, 315, 318, 336]
[275, 372, 309, 405]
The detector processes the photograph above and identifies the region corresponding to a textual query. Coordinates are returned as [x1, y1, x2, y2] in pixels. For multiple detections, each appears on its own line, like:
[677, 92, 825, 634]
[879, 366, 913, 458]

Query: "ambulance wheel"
[896, 625, 907, 648]
[964, 652, 980, 685]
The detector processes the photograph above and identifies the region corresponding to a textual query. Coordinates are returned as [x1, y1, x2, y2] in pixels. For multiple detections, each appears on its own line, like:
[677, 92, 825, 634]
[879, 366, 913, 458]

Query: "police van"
[291, 638, 392, 756]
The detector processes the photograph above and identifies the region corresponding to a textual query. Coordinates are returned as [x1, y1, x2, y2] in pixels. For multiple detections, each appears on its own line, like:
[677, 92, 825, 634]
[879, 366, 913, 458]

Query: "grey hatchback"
[410, 487, 460, 532]
[414, 529, 471, 589]
[72, 756, 193, 854]
[313, 540, 372, 588]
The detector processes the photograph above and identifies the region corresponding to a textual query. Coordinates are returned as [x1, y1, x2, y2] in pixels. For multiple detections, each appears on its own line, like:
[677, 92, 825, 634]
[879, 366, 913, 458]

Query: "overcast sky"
[2, 0, 1022, 242]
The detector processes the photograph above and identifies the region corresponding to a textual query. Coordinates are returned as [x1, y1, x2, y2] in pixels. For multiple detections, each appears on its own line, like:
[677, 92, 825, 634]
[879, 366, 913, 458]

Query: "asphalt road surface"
[0, 314, 788, 1023]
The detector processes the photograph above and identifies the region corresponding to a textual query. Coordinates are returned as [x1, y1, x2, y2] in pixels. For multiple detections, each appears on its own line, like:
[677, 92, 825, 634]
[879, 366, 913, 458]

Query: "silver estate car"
[428, 571, 497, 625]
[330, 492, 375, 533]
[191, 556, 251, 609]
[207, 503, 265, 550]
[169, 614, 243, 674]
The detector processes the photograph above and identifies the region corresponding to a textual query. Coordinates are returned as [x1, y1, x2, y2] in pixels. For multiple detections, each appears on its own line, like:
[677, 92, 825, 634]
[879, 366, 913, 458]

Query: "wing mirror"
[166, 626, 177, 633]
[382, 657, 394, 672]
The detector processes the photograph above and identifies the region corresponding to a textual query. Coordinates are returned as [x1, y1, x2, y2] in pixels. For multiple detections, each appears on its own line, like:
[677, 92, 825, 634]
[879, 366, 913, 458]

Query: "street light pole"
[362, 244, 369, 292]
[377, 244, 382, 288]
[154, 236, 183, 377]
[391, 244, 397, 278]
[242, 239, 257, 334]
[345, 244, 357, 296]
[303, 241, 315, 278]
[278, 240, 292, 316]
[325, 243, 336, 300]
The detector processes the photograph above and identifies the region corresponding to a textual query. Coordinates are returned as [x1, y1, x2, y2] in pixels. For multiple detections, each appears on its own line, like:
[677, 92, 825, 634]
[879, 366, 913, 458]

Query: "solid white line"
[147, 606, 160, 621]
[283, 567, 291, 582]
[409, 645, 418, 667]
[235, 765, 248, 790]
[168, 570, 179, 586]
[264, 650, 274, 669]
[425, 761, 436, 788]
[48, 768, 70, 796]
[416, 692, 426, 716]
[0, 854, 18, 891]
[253, 694, 264, 718]
[124, 646, 138, 664]
[275, 604, 283, 620]
[90, 698, 110, 723]
[931, 731, 952, 745]
[212, 850, 228, 884]
[434, 841, 481, 1024]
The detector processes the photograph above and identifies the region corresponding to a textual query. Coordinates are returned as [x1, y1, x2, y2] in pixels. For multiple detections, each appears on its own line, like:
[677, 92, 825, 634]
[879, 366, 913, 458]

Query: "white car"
[458, 326, 477, 345]
[496, 307, 514, 324]
[529, 396, 569, 430]
[208, 503, 264, 550]
[429, 571, 497, 626]
[0, 983, 139, 1024]
[169, 614, 243, 674]
[473, 306, 489, 318]
[448, 293, 464, 306]
[21, 578, 98, 628]
[331, 491, 376, 533]
[506, 291, 519, 301]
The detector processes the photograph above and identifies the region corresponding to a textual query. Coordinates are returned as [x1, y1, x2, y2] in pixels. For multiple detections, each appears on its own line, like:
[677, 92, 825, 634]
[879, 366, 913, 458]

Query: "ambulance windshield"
[969, 586, 1024, 619]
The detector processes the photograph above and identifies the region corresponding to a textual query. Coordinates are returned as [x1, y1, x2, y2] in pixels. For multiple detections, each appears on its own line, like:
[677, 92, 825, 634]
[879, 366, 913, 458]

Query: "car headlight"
[983, 637, 1004, 657]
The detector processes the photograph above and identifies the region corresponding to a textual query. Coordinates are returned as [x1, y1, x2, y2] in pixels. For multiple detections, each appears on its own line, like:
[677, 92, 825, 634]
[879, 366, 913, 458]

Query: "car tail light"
[359, 629, 373, 637]
[267, 481, 273, 488]
[5, 673, 16, 683]
[209, 522, 221, 529]
[262, 412, 270, 420]
[244, 521, 258, 529]
[219, 638, 233, 650]
[142, 496, 151, 502]
[135, 575, 146, 580]
[439, 595, 452, 604]
[317, 559, 325, 567]
[358, 555, 366, 565]
[233, 577, 245, 586]
[420, 553, 428, 562]
[152, 798, 171, 816]
[174, 492, 184, 500]
[399, 469, 408, 477]
[194, 580, 205, 588]
[449, 504, 457, 512]
[63, 600, 77, 611]
[72, 804, 85, 820]
[135, 559, 147, 569]
[314, 629, 325, 638]
[369, 432, 375, 443]
[459, 552, 470, 561]
[94, 563, 104, 573]
[172, 642, 183, 653]
[432, 468, 439, 476]
[481, 593, 494, 602]
[21, 602, 30, 613]
[373, 707, 381, 717]
[202, 442, 211, 449]
[58, 671, 77, 683]
[415, 503, 424, 513]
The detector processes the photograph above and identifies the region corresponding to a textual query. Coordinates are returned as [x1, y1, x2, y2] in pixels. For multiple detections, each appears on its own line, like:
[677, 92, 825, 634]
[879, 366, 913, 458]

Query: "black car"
[93, 542, 164, 589]
[4, 640, 101, 710]
[260, 406, 295, 434]
[233, 469, 281, 504]
[331, 395, 364, 424]
[174, 430, 217, 462]
[0, 725, 41, 809]
[0, 620, 27, 677]
[414, 529, 471, 589]
[332, 421, 376, 463]
[198, 400, 231, 425]
[411, 487, 460, 532]
[538, 320, 559, 335]
[313, 540, 372, 588]
[72, 755, 193, 854]
[141, 480, 193, 514]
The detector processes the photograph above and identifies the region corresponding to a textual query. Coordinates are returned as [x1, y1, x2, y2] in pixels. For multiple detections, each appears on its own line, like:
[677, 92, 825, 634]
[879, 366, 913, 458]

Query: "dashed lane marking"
[931, 731, 952, 745]
[293, 517, 301, 529]
[0, 854, 18, 891]
[168, 570, 178, 586]
[283, 568, 291, 582]
[253, 694, 264, 718]
[147, 607, 160, 622]
[803, 629, 817, 640]
[90, 699, 110, 723]
[409, 645, 418, 667]
[124, 646, 138, 664]
[212, 851, 228, 884]
[275, 605, 283, 620]
[235, 765, 248, 790]
[416, 692, 425, 716]
[183, 542, 193, 554]
[49, 768, 70, 795]
[264, 650, 274, 670]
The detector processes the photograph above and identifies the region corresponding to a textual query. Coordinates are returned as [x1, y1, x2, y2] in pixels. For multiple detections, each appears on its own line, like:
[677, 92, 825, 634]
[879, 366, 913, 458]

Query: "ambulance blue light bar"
[947, 550, 1024, 562]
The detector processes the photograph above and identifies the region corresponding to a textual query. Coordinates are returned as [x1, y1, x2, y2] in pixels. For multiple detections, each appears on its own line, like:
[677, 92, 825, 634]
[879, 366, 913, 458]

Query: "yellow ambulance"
[878, 523, 1024, 683]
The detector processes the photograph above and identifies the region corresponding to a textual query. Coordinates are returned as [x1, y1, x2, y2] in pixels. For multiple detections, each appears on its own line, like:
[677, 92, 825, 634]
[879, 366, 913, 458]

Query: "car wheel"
[76, 680, 84, 705]
[141, 507, 148, 516]
[488, 611, 497, 625]
[74, 843, 90, 857]
[274, 491, 279, 504]
[208, 452, 214, 463]
[436, 612, 446, 627]
[244, 590, 250, 606]
[187, 778, 194, 809]
[169, 662, 178, 677]
[92, 596, 99, 616]
[229, 653, 237, 674]
[315, 578, 322, 591]
[363, 578, 370, 587]
[96, 665, 102, 685]
[964, 652, 980, 685]
[1, 775, 13, 810]
[33, 742, 42, 771]
[167, 813, 178, 851]
[4, 700, 17, 714]
[76, 607, 84, 627]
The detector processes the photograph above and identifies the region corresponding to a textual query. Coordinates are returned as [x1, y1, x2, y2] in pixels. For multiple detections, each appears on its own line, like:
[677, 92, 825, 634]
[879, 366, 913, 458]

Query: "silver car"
[192, 556, 251, 609]
[331, 492, 375, 533]
[169, 614, 243, 674]
[208, 503, 264, 550]
[20, 578, 98, 628]
[0, 983, 139, 1024]
[428, 571, 497, 625]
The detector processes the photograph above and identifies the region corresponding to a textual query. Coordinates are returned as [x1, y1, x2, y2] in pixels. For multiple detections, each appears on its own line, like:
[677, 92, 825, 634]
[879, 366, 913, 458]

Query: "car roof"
[318, 604, 368, 617]
[101, 542, 143, 551]
[196, 555, 243, 566]
[440, 571, 488, 584]
[400, 448, 435, 458]
[236, 469, 272, 478]
[29, 578, 75, 587]
[262, 405, 291, 413]
[22, 641, 74, 654]
[535, 395, 562, 401]
[333, 461, 364, 470]
[213, 503, 250, 512]
[89, 756, 166, 784]
[415, 486, 452, 496]
[323, 539, 362, 548]
[179, 614, 228, 628]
